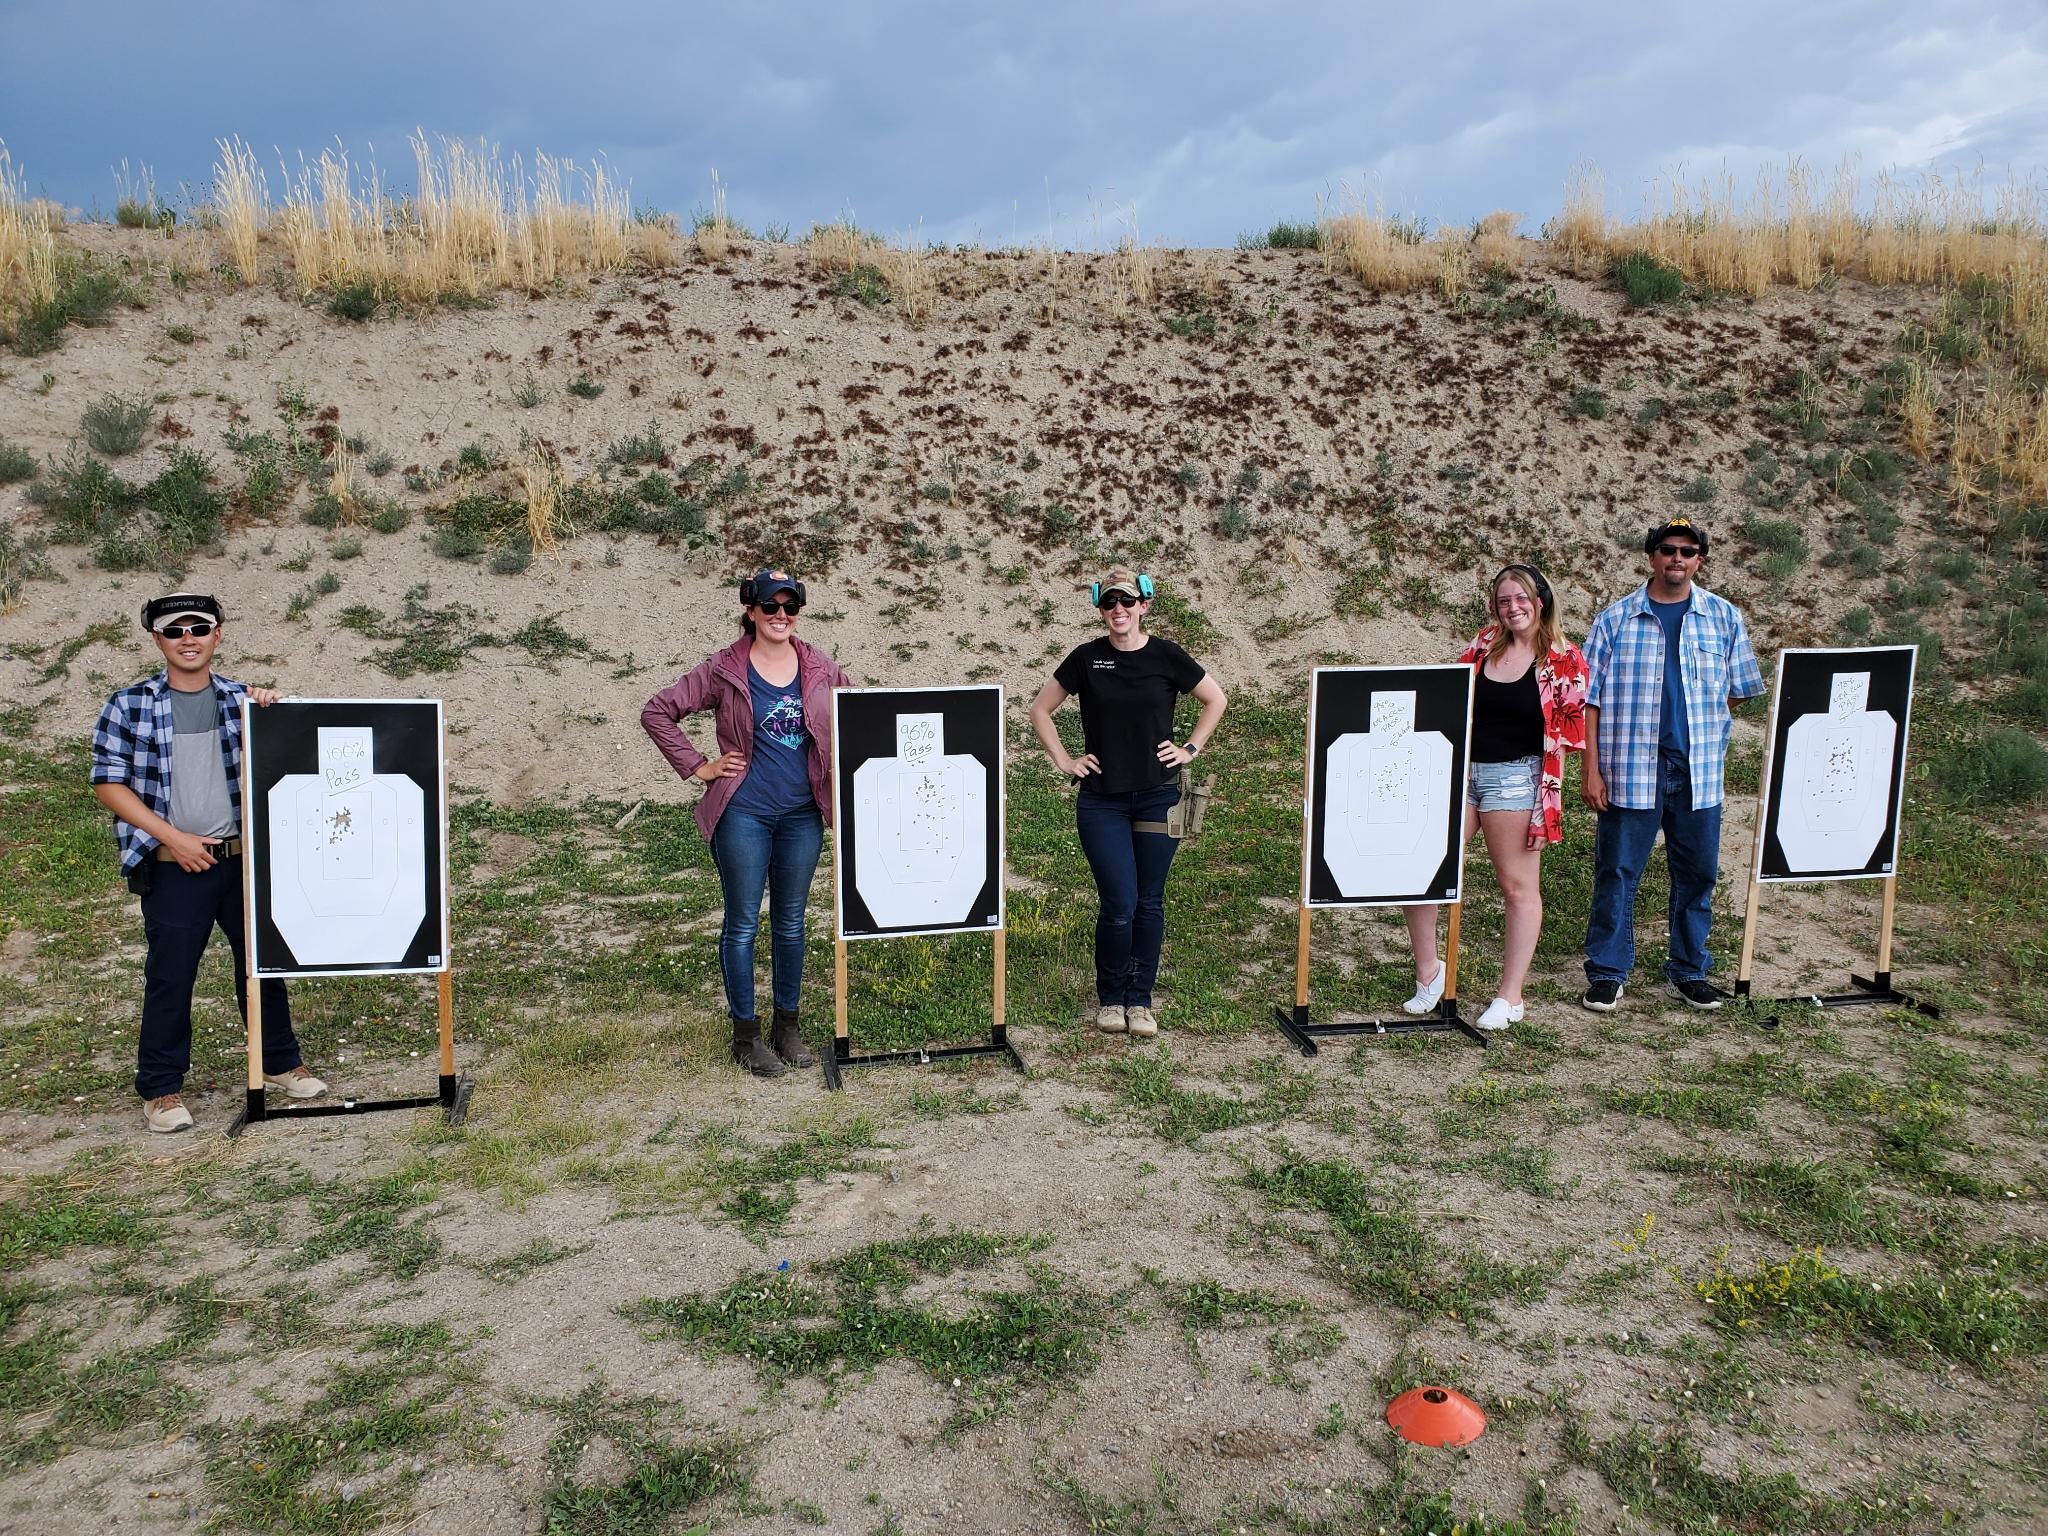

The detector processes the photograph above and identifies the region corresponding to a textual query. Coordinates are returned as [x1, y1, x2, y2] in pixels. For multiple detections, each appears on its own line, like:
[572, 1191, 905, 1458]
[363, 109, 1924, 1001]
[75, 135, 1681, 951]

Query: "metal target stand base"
[1273, 900, 1491, 1058]
[1272, 996, 1488, 1056]
[1725, 968, 1938, 1032]
[229, 1072, 474, 1137]
[821, 933, 1028, 1092]
[821, 1031, 1026, 1090]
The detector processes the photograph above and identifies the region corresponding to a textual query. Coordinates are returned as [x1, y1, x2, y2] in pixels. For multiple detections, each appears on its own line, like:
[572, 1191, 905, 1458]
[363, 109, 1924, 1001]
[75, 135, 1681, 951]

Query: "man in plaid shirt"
[91, 593, 327, 1133]
[1580, 521, 1764, 1012]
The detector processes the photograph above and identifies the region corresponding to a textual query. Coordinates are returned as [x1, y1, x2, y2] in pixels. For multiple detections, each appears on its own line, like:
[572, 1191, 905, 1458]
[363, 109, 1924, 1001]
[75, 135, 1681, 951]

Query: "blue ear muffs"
[1090, 574, 1156, 605]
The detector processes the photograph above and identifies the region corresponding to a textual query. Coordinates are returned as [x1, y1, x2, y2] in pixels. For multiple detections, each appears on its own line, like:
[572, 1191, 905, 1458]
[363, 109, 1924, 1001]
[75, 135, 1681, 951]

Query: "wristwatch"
[1184, 741, 1202, 759]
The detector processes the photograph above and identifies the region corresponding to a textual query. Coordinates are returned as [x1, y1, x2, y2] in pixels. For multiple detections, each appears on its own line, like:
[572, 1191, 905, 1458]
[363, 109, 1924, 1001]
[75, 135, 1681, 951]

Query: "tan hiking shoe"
[1125, 1005, 1159, 1038]
[1095, 1005, 1127, 1034]
[262, 1066, 329, 1099]
[143, 1093, 195, 1134]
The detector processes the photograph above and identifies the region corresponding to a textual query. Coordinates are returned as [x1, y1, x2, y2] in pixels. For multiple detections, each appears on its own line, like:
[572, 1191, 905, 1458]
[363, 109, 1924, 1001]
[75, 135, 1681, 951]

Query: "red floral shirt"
[1458, 628, 1589, 844]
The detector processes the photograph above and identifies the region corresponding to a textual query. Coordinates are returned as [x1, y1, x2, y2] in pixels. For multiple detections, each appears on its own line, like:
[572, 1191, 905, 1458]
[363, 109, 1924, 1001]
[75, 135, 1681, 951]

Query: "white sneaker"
[1125, 1005, 1158, 1038]
[1401, 965, 1446, 1016]
[1095, 1006, 1127, 1034]
[262, 1066, 329, 1099]
[1475, 997, 1524, 1032]
[143, 1093, 195, 1134]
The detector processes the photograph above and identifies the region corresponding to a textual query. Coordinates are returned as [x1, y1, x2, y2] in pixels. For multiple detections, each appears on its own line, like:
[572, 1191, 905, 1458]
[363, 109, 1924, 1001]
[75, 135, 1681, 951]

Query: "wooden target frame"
[1728, 647, 1937, 1025]
[1273, 665, 1487, 1056]
[230, 698, 473, 1135]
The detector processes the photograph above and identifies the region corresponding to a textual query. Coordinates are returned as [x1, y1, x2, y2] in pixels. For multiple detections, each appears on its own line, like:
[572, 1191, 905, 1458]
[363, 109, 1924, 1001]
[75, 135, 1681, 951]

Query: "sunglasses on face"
[753, 599, 802, 616]
[1655, 544, 1701, 558]
[157, 622, 216, 639]
[1097, 594, 1142, 611]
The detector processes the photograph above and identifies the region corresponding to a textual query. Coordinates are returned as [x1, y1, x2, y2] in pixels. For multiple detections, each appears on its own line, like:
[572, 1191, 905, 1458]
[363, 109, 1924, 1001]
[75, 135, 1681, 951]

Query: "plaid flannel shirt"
[1583, 583, 1764, 811]
[90, 671, 248, 872]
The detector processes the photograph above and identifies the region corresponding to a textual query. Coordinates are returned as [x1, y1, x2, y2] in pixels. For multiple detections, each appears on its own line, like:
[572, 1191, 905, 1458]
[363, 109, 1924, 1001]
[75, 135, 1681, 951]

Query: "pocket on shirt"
[1688, 634, 1728, 689]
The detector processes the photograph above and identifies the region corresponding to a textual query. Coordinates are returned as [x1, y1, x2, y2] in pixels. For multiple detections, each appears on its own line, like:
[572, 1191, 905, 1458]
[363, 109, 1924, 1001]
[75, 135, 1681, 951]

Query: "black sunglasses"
[753, 599, 802, 616]
[1655, 544, 1701, 558]
[157, 621, 216, 639]
[1097, 593, 1142, 610]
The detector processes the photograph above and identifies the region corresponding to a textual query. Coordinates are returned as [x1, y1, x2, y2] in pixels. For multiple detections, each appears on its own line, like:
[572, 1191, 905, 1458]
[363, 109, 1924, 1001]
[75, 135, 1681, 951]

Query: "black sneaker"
[1581, 979, 1624, 1012]
[1669, 977, 1724, 1010]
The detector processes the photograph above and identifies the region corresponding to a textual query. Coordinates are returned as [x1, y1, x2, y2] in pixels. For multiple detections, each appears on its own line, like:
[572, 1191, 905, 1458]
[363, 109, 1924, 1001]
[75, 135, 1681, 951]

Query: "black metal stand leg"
[1272, 1004, 1319, 1057]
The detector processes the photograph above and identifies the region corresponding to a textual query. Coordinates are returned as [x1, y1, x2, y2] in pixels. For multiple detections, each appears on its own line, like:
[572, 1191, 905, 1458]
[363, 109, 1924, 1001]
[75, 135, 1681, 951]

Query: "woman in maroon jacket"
[642, 570, 850, 1078]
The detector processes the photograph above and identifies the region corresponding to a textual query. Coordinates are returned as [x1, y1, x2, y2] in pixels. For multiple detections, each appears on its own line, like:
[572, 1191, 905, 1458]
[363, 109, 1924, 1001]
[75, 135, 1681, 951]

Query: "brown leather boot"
[729, 1016, 786, 1078]
[771, 1006, 816, 1067]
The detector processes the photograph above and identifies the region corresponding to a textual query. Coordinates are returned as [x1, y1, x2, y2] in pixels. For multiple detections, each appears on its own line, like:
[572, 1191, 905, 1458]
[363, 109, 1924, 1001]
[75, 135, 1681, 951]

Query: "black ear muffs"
[740, 577, 807, 607]
[1497, 563, 1553, 620]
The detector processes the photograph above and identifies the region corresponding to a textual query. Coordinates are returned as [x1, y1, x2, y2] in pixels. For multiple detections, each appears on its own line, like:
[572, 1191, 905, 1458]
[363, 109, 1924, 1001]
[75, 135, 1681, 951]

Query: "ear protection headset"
[1089, 573, 1155, 605]
[1493, 562, 1553, 620]
[739, 574, 807, 607]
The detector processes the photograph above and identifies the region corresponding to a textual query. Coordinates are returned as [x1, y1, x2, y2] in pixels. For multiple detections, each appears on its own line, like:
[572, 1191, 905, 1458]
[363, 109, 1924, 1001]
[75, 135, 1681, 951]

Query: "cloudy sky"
[4, 1, 2046, 246]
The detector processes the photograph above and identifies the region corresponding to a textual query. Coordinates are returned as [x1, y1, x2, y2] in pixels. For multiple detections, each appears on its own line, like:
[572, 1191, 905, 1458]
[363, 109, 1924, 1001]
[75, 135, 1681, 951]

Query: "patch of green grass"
[338, 585, 498, 678]
[1238, 221, 1322, 250]
[624, 1228, 1109, 1432]
[1592, 1426, 1862, 1534]
[0, 1158, 152, 1267]
[201, 1320, 474, 1535]
[5, 252, 130, 355]
[1610, 249, 1685, 306]
[0, 440, 37, 485]
[1602, 1076, 1758, 1130]
[1106, 1049, 1310, 1145]
[1692, 1246, 2044, 1368]
[80, 391, 152, 456]
[833, 264, 891, 307]
[566, 373, 604, 400]
[534, 1381, 745, 1536]
[1145, 589, 1219, 652]
[1941, 725, 2048, 806]
[25, 446, 135, 541]
[682, 1116, 891, 1238]
[1240, 1148, 1552, 1321]
[1566, 385, 1607, 419]
[326, 281, 381, 322]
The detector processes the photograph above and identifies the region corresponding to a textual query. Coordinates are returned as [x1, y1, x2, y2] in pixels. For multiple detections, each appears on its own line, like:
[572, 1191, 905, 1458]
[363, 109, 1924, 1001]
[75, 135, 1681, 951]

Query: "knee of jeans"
[722, 911, 761, 944]
[1098, 899, 1136, 930]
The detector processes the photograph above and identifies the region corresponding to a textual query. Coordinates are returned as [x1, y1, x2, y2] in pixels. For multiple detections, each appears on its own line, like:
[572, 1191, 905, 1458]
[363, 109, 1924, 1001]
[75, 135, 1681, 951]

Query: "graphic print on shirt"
[756, 689, 805, 751]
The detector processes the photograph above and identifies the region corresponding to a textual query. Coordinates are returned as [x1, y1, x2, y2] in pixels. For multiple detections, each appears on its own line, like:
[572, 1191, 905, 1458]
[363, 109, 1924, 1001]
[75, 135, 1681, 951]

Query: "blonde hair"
[1486, 564, 1562, 658]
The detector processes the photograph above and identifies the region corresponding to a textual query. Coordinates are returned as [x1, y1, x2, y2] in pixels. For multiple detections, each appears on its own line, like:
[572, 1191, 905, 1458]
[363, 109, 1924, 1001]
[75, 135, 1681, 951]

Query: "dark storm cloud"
[3, 1, 2044, 245]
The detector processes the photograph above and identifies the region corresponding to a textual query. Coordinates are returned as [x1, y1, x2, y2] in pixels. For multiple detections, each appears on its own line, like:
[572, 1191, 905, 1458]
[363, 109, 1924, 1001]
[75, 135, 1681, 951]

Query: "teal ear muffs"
[1090, 573, 1156, 605]
[740, 575, 807, 607]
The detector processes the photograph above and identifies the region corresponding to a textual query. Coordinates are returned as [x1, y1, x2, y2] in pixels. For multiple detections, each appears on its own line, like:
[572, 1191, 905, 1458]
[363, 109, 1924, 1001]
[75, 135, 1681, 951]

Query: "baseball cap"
[142, 592, 224, 632]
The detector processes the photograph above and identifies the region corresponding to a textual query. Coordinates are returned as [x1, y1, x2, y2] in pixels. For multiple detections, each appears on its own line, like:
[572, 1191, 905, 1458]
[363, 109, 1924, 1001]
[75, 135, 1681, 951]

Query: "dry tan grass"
[1321, 192, 1438, 292]
[205, 132, 666, 302]
[212, 137, 266, 284]
[878, 237, 936, 326]
[327, 441, 363, 524]
[694, 170, 735, 263]
[1571, 158, 2048, 292]
[1472, 210, 1524, 272]
[806, 219, 873, 275]
[519, 448, 566, 552]
[1896, 358, 1941, 460]
[0, 142, 61, 323]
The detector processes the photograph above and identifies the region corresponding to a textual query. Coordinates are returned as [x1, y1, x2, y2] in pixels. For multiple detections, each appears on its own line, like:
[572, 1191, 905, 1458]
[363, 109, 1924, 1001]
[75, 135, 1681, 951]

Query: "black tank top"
[1471, 660, 1542, 763]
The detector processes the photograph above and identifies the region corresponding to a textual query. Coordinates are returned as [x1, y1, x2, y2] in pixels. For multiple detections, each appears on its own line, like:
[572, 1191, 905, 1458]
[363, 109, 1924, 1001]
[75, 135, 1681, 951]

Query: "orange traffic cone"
[1385, 1385, 1486, 1448]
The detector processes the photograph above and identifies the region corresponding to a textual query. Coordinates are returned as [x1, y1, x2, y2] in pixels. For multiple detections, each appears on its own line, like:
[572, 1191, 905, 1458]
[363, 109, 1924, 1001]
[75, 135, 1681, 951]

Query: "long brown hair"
[1485, 564, 1562, 659]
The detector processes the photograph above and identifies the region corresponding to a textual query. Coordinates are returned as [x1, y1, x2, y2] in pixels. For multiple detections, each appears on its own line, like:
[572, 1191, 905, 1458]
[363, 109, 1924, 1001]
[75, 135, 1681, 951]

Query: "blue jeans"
[1074, 783, 1181, 1007]
[710, 805, 824, 1020]
[138, 858, 301, 1099]
[1584, 750, 1723, 985]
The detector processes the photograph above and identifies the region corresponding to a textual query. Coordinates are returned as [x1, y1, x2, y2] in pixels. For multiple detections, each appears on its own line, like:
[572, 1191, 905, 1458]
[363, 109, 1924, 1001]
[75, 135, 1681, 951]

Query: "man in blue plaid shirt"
[1580, 521, 1764, 1012]
[92, 593, 327, 1133]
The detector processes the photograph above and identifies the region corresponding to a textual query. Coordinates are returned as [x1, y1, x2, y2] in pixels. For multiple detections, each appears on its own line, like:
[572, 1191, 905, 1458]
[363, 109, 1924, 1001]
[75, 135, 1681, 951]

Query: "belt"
[155, 836, 244, 861]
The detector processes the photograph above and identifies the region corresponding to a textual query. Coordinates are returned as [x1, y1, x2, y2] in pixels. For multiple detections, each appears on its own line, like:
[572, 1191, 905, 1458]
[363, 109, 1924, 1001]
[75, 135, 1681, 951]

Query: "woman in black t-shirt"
[1028, 570, 1228, 1038]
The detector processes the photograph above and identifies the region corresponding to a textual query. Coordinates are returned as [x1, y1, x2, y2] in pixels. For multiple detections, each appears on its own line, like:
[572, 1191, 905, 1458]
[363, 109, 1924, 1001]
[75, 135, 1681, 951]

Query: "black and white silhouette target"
[1757, 646, 1915, 883]
[1304, 665, 1474, 908]
[832, 686, 1004, 940]
[244, 699, 449, 976]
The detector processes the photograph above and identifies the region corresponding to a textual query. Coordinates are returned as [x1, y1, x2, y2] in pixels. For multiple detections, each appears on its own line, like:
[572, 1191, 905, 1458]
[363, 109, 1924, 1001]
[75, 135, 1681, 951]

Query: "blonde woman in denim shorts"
[1401, 563, 1588, 1031]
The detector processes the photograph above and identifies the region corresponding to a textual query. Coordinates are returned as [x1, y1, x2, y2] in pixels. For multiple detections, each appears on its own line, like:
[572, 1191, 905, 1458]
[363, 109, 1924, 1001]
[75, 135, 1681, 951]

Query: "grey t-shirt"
[167, 684, 236, 838]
